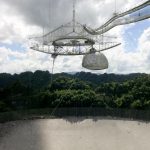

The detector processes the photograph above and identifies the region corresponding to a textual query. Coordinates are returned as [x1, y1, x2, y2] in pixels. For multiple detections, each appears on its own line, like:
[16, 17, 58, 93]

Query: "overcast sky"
[0, 0, 150, 74]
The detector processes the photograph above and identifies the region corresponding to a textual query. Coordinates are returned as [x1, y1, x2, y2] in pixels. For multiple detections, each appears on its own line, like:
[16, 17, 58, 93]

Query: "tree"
[130, 100, 142, 109]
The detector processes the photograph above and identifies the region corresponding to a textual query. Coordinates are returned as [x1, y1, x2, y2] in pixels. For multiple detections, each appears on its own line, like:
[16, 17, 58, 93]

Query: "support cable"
[73, 0, 76, 32]
[50, 54, 63, 117]
[50, 54, 57, 84]
[49, 0, 51, 30]
[50, 97, 63, 117]
[115, 0, 117, 14]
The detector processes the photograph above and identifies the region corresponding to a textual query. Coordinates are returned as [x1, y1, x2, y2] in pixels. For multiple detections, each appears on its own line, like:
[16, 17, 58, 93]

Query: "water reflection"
[0, 118, 150, 150]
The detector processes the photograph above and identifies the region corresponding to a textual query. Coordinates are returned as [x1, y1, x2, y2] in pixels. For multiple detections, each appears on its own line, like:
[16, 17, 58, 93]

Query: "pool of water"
[0, 117, 150, 150]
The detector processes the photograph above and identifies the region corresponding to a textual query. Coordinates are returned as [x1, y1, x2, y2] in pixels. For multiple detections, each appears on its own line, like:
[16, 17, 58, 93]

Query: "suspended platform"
[29, 0, 150, 70]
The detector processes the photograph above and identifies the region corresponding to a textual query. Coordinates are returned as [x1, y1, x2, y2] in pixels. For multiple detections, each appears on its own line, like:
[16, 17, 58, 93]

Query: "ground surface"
[0, 117, 150, 150]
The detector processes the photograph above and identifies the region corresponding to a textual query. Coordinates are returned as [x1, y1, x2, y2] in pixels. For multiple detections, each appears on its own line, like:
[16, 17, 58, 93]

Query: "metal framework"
[84, 0, 150, 35]
[30, 21, 121, 55]
[30, 0, 150, 56]
[29, 0, 150, 70]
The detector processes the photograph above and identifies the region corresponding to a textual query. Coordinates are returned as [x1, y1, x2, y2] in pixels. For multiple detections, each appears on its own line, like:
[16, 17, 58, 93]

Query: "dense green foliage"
[0, 71, 149, 112]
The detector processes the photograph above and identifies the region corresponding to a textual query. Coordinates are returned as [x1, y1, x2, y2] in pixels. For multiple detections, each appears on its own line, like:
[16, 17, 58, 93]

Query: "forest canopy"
[0, 71, 149, 112]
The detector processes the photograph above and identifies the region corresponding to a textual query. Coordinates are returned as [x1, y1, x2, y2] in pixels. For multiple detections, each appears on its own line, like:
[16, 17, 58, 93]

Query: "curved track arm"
[84, 12, 150, 35]
[96, 0, 150, 31]
[84, 0, 150, 35]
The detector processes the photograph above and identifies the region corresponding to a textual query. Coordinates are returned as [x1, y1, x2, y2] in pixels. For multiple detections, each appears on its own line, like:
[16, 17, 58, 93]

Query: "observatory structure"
[30, 0, 150, 70]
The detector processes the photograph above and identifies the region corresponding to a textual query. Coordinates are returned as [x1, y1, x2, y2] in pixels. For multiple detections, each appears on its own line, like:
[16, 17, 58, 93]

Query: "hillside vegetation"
[0, 71, 150, 112]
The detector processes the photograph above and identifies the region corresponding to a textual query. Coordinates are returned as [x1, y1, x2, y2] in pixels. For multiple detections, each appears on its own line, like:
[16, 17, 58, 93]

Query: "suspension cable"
[50, 97, 64, 116]
[50, 54, 57, 84]
[50, 54, 62, 117]
[73, 0, 76, 32]
[115, 0, 117, 14]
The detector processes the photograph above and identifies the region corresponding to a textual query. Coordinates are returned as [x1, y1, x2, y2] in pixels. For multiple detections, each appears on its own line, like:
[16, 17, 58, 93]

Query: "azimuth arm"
[84, 0, 150, 35]
[96, 0, 150, 31]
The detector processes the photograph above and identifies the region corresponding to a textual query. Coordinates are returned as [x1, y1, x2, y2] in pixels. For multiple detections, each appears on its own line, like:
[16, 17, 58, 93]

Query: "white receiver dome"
[82, 53, 109, 70]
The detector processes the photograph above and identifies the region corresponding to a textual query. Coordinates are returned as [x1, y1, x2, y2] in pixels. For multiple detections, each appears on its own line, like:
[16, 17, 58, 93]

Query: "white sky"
[0, 0, 150, 74]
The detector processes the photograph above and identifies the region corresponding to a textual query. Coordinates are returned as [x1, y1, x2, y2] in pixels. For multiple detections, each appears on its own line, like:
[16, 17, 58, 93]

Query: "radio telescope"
[29, 0, 150, 71]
